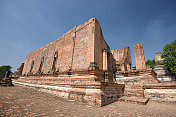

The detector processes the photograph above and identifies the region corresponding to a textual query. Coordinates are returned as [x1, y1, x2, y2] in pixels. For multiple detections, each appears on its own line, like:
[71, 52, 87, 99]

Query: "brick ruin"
[13, 63, 24, 77]
[13, 18, 124, 106]
[134, 44, 146, 70]
[111, 47, 132, 72]
[13, 18, 176, 106]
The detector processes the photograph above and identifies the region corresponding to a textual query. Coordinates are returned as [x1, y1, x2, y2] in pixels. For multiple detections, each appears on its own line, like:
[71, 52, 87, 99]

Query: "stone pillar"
[103, 49, 108, 71]
[134, 44, 146, 70]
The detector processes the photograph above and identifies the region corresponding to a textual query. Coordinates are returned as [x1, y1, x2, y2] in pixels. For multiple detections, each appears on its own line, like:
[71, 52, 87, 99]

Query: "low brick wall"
[13, 75, 124, 106]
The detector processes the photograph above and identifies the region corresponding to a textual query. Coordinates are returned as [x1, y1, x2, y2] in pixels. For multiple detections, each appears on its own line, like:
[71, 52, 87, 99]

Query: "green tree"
[162, 40, 176, 74]
[146, 59, 155, 69]
[0, 65, 12, 77]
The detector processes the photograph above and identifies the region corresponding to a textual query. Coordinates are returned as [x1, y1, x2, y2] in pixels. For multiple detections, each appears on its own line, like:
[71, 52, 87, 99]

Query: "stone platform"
[13, 74, 124, 106]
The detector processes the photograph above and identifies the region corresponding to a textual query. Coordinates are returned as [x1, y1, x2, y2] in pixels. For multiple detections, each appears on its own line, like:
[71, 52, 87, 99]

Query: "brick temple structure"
[13, 18, 176, 106]
[13, 18, 124, 106]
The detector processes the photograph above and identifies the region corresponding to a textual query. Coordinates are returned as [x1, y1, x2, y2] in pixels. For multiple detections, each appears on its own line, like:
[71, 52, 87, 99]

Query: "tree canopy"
[162, 40, 176, 74]
[146, 59, 155, 69]
[0, 65, 12, 78]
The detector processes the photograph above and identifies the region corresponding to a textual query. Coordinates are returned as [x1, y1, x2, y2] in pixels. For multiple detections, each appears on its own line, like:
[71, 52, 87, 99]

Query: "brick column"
[134, 44, 146, 70]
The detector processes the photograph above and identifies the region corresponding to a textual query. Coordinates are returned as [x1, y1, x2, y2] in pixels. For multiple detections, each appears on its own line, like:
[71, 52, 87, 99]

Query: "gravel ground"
[0, 86, 176, 117]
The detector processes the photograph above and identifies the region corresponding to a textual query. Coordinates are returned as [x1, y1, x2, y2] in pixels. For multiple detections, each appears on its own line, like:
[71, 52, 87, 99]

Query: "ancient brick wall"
[22, 18, 97, 75]
[22, 17, 117, 82]
[134, 44, 146, 70]
[94, 19, 116, 80]
[111, 47, 132, 72]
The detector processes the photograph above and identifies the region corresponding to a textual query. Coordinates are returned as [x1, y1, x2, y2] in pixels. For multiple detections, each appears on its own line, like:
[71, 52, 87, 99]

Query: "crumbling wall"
[13, 63, 24, 77]
[111, 47, 132, 72]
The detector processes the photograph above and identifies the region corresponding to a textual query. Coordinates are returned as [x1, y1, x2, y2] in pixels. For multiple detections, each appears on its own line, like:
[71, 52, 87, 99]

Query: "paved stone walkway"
[0, 86, 176, 117]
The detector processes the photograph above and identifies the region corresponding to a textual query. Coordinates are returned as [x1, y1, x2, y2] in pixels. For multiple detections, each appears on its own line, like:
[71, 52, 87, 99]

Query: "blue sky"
[0, 0, 176, 72]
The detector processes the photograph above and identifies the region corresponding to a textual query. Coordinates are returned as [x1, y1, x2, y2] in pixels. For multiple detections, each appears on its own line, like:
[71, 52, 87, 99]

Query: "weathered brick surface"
[13, 63, 24, 77]
[22, 18, 117, 81]
[134, 44, 146, 70]
[93, 19, 116, 80]
[22, 18, 97, 75]
[111, 46, 132, 72]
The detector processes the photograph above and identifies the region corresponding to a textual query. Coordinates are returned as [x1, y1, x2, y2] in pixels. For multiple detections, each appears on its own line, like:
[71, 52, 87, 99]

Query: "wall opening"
[29, 60, 34, 73]
[107, 52, 110, 72]
[38, 57, 44, 74]
[52, 51, 58, 72]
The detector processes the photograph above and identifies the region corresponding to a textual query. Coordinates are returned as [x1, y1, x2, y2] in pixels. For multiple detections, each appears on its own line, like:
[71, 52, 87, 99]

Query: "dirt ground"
[0, 86, 176, 117]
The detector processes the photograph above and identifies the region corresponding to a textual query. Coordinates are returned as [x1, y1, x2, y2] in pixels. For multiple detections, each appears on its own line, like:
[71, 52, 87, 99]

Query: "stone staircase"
[115, 71, 157, 105]
[118, 96, 149, 105]
[118, 85, 149, 105]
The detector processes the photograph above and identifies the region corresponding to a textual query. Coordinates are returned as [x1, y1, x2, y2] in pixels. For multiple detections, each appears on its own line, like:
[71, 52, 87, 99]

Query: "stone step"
[125, 93, 144, 98]
[118, 96, 149, 105]
[124, 89, 144, 97]
[149, 98, 176, 104]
